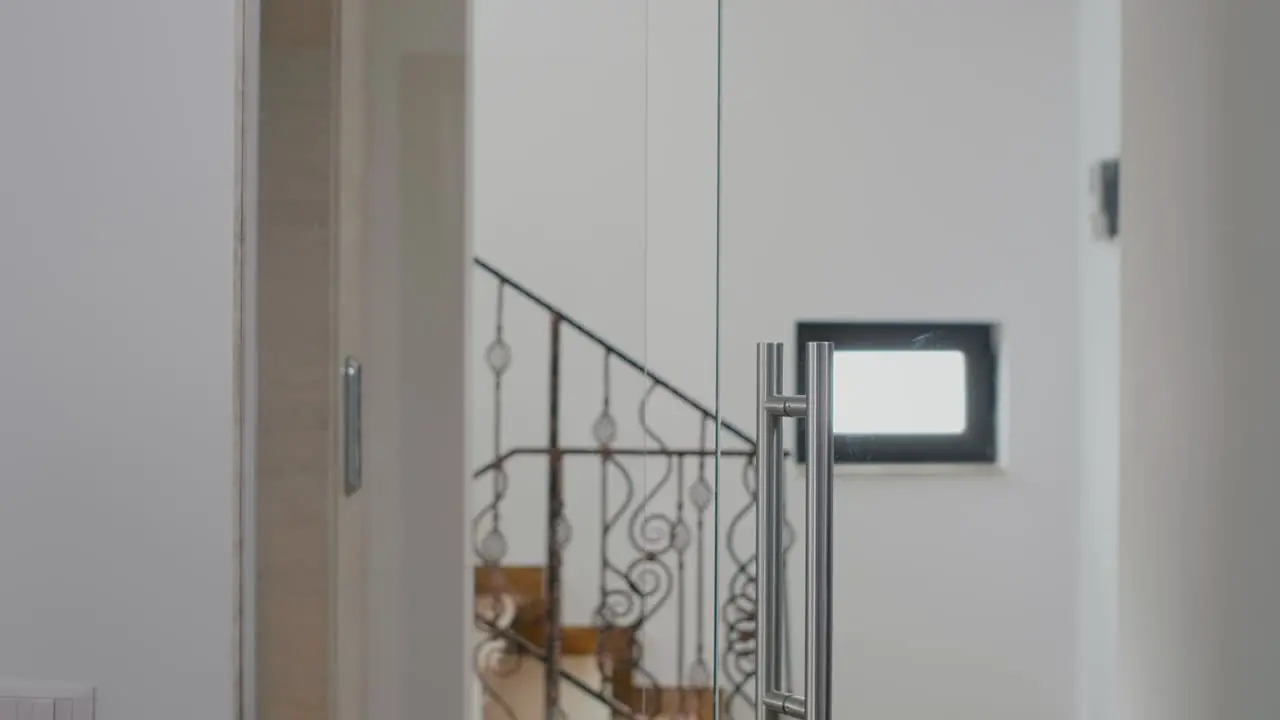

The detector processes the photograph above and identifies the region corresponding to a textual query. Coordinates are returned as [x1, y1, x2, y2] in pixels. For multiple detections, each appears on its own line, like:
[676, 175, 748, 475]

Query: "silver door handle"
[756, 341, 834, 720]
[342, 356, 363, 496]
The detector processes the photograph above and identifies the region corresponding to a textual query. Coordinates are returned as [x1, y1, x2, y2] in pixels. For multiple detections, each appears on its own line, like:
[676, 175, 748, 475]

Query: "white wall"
[1121, 0, 1280, 717]
[471, 2, 1080, 718]
[0, 2, 238, 720]
[1076, 0, 1120, 716]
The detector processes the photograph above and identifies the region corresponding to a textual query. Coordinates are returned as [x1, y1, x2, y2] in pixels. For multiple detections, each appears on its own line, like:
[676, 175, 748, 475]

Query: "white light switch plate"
[0, 683, 92, 720]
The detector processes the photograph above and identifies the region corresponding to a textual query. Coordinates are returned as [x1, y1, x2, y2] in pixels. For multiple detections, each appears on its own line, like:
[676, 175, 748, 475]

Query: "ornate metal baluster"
[593, 351, 632, 715]
[630, 382, 677, 715]
[470, 259, 798, 720]
[546, 316, 566, 720]
[676, 456, 688, 717]
[595, 352, 613, 700]
[475, 277, 518, 719]
[722, 457, 759, 716]
[689, 422, 714, 699]
[477, 281, 512, 567]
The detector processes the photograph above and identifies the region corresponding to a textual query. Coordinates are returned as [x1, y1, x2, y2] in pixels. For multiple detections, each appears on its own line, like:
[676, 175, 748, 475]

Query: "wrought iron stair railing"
[472, 257, 789, 719]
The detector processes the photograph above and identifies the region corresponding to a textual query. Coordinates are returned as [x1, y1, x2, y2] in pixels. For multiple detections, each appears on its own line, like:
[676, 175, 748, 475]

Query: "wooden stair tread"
[631, 685, 729, 719]
[474, 565, 544, 601]
[476, 565, 637, 713]
[481, 566, 619, 655]
[479, 566, 739, 717]
[476, 566, 621, 656]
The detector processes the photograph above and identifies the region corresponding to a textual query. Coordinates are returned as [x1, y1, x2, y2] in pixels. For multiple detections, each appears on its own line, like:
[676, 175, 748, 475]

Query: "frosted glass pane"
[832, 350, 967, 435]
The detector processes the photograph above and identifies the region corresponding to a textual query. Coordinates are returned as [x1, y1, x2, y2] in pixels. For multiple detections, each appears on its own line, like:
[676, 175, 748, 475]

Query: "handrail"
[472, 256, 782, 718]
[473, 445, 756, 479]
[474, 257, 754, 445]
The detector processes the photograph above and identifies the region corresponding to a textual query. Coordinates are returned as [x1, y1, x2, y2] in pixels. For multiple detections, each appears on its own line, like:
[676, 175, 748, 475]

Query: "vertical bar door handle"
[755, 341, 835, 720]
[756, 343, 786, 720]
[805, 341, 834, 720]
[343, 356, 363, 496]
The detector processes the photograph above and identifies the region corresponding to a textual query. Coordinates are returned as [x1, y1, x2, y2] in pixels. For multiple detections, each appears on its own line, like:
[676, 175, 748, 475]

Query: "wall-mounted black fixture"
[794, 321, 998, 465]
[1091, 157, 1120, 240]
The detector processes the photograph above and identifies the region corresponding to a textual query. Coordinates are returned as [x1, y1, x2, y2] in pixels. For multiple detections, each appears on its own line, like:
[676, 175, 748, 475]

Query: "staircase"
[470, 259, 786, 719]
[476, 566, 727, 719]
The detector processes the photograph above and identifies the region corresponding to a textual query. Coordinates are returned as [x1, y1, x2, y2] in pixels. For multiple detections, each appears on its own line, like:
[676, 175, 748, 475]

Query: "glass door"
[468, 3, 723, 718]
[716, 4, 938, 716]
[719, 1, 1083, 718]
[710, 2, 843, 718]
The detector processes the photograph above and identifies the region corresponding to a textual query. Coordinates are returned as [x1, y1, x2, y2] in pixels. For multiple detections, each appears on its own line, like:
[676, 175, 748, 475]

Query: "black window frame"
[795, 321, 998, 465]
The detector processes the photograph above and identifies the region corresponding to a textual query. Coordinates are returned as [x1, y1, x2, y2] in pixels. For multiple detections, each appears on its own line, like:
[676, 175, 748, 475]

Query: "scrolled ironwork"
[469, 258, 788, 719]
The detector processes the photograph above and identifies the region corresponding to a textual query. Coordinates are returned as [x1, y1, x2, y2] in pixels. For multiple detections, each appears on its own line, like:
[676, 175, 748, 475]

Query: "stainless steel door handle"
[342, 356, 363, 496]
[756, 342, 834, 720]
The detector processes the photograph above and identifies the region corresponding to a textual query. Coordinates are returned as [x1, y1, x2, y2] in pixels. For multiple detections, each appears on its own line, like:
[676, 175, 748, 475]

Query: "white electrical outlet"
[0, 683, 92, 720]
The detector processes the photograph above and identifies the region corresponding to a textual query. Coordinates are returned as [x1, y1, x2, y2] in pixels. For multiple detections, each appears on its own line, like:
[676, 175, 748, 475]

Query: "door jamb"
[235, 0, 261, 717]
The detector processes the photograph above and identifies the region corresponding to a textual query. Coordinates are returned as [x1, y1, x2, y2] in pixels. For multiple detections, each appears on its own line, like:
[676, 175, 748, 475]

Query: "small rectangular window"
[796, 322, 998, 464]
